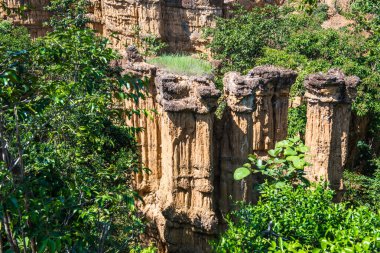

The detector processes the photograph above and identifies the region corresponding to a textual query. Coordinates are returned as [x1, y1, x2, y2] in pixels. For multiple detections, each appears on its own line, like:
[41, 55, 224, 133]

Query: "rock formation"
[1, 0, 51, 37]
[117, 53, 302, 251]
[2, 0, 223, 52]
[2, 0, 356, 52]
[87, 0, 223, 53]
[304, 69, 359, 192]
[218, 71, 261, 213]
[155, 73, 220, 252]
[217, 66, 297, 213]
[249, 66, 297, 154]
[117, 52, 222, 252]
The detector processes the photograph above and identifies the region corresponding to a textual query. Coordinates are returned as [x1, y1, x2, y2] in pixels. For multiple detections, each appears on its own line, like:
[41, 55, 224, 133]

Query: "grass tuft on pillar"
[148, 54, 212, 76]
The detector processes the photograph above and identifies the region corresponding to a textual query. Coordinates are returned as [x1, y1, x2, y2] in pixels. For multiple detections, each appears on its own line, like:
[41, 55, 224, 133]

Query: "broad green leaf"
[297, 146, 309, 153]
[286, 155, 298, 161]
[320, 239, 328, 250]
[284, 148, 297, 156]
[275, 140, 289, 148]
[234, 167, 251, 180]
[292, 158, 306, 169]
[268, 149, 276, 157]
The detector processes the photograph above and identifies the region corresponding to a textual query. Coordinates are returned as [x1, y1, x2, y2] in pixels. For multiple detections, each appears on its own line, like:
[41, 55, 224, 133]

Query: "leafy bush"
[234, 137, 310, 186]
[0, 21, 31, 51]
[0, 6, 150, 253]
[212, 183, 380, 252]
[222, 137, 380, 252]
[287, 104, 307, 138]
[148, 54, 212, 76]
[205, 4, 325, 74]
[343, 166, 380, 211]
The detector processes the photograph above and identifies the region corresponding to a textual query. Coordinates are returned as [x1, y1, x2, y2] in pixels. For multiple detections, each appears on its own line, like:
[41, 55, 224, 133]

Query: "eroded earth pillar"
[155, 73, 221, 252]
[249, 66, 297, 155]
[304, 69, 359, 191]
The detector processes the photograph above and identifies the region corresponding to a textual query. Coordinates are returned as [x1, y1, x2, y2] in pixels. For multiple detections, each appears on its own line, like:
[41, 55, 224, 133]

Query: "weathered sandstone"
[1, 0, 51, 37]
[218, 71, 261, 213]
[249, 66, 297, 153]
[304, 69, 359, 191]
[88, 0, 223, 53]
[116, 51, 222, 252]
[2, 0, 356, 52]
[216, 66, 297, 213]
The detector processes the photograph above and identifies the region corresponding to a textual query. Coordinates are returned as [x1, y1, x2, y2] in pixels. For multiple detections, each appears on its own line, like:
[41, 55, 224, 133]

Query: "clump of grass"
[147, 54, 212, 76]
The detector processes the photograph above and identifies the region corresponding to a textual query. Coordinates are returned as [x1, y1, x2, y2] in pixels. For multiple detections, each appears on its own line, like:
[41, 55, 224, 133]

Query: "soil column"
[156, 73, 221, 252]
[304, 69, 359, 191]
[219, 71, 261, 213]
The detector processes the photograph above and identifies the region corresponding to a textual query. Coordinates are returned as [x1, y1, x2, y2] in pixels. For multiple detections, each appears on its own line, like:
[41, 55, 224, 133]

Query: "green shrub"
[148, 54, 212, 76]
[287, 104, 307, 138]
[234, 137, 310, 186]
[343, 166, 380, 211]
[212, 183, 380, 252]
[0, 3, 150, 252]
[222, 138, 380, 252]
[205, 4, 325, 74]
[0, 20, 31, 51]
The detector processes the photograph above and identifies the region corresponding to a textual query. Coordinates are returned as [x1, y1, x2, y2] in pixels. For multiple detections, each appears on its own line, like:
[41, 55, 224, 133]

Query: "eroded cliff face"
[88, 0, 223, 53]
[1, 0, 51, 37]
[118, 55, 360, 252]
[304, 69, 359, 193]
[1, 0, 354, 52]
[2, 0, 223, 52]
[217, 67, 297, 213]
[116, 53, 305, 251]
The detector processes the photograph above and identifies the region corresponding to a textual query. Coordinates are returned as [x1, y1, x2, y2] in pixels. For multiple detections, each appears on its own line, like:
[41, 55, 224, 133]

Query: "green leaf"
[268, 149, 276, 157]
[234, 167, 251, 180]
[248, 154, 257, 162]
[275, 181, 286, 188]
[275, 140, 289, 149]
[320, 239, 328, 250]
[38, 239, 48, 253]
[286, 155, 298, 161]
[243, 163, 251, 168]
[292, 158, 306, 169]
[273, 158, 286, 164]
[10, 197, 19, 209]
[284, 148, 297, 156]
[297, 146, 309, 153]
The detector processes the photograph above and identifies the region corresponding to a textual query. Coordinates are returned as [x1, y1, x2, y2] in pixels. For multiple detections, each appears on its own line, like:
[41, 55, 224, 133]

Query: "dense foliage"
[234, 137, 310, 186]
[215, 139, 380, 252]
[343, 165, 380, 211]
[0, 1, 150, 251]
[212, 183, 380, 252]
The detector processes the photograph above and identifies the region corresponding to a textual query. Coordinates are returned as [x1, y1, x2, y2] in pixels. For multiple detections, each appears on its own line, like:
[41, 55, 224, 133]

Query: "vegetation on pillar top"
[148, 54, 213, 76]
